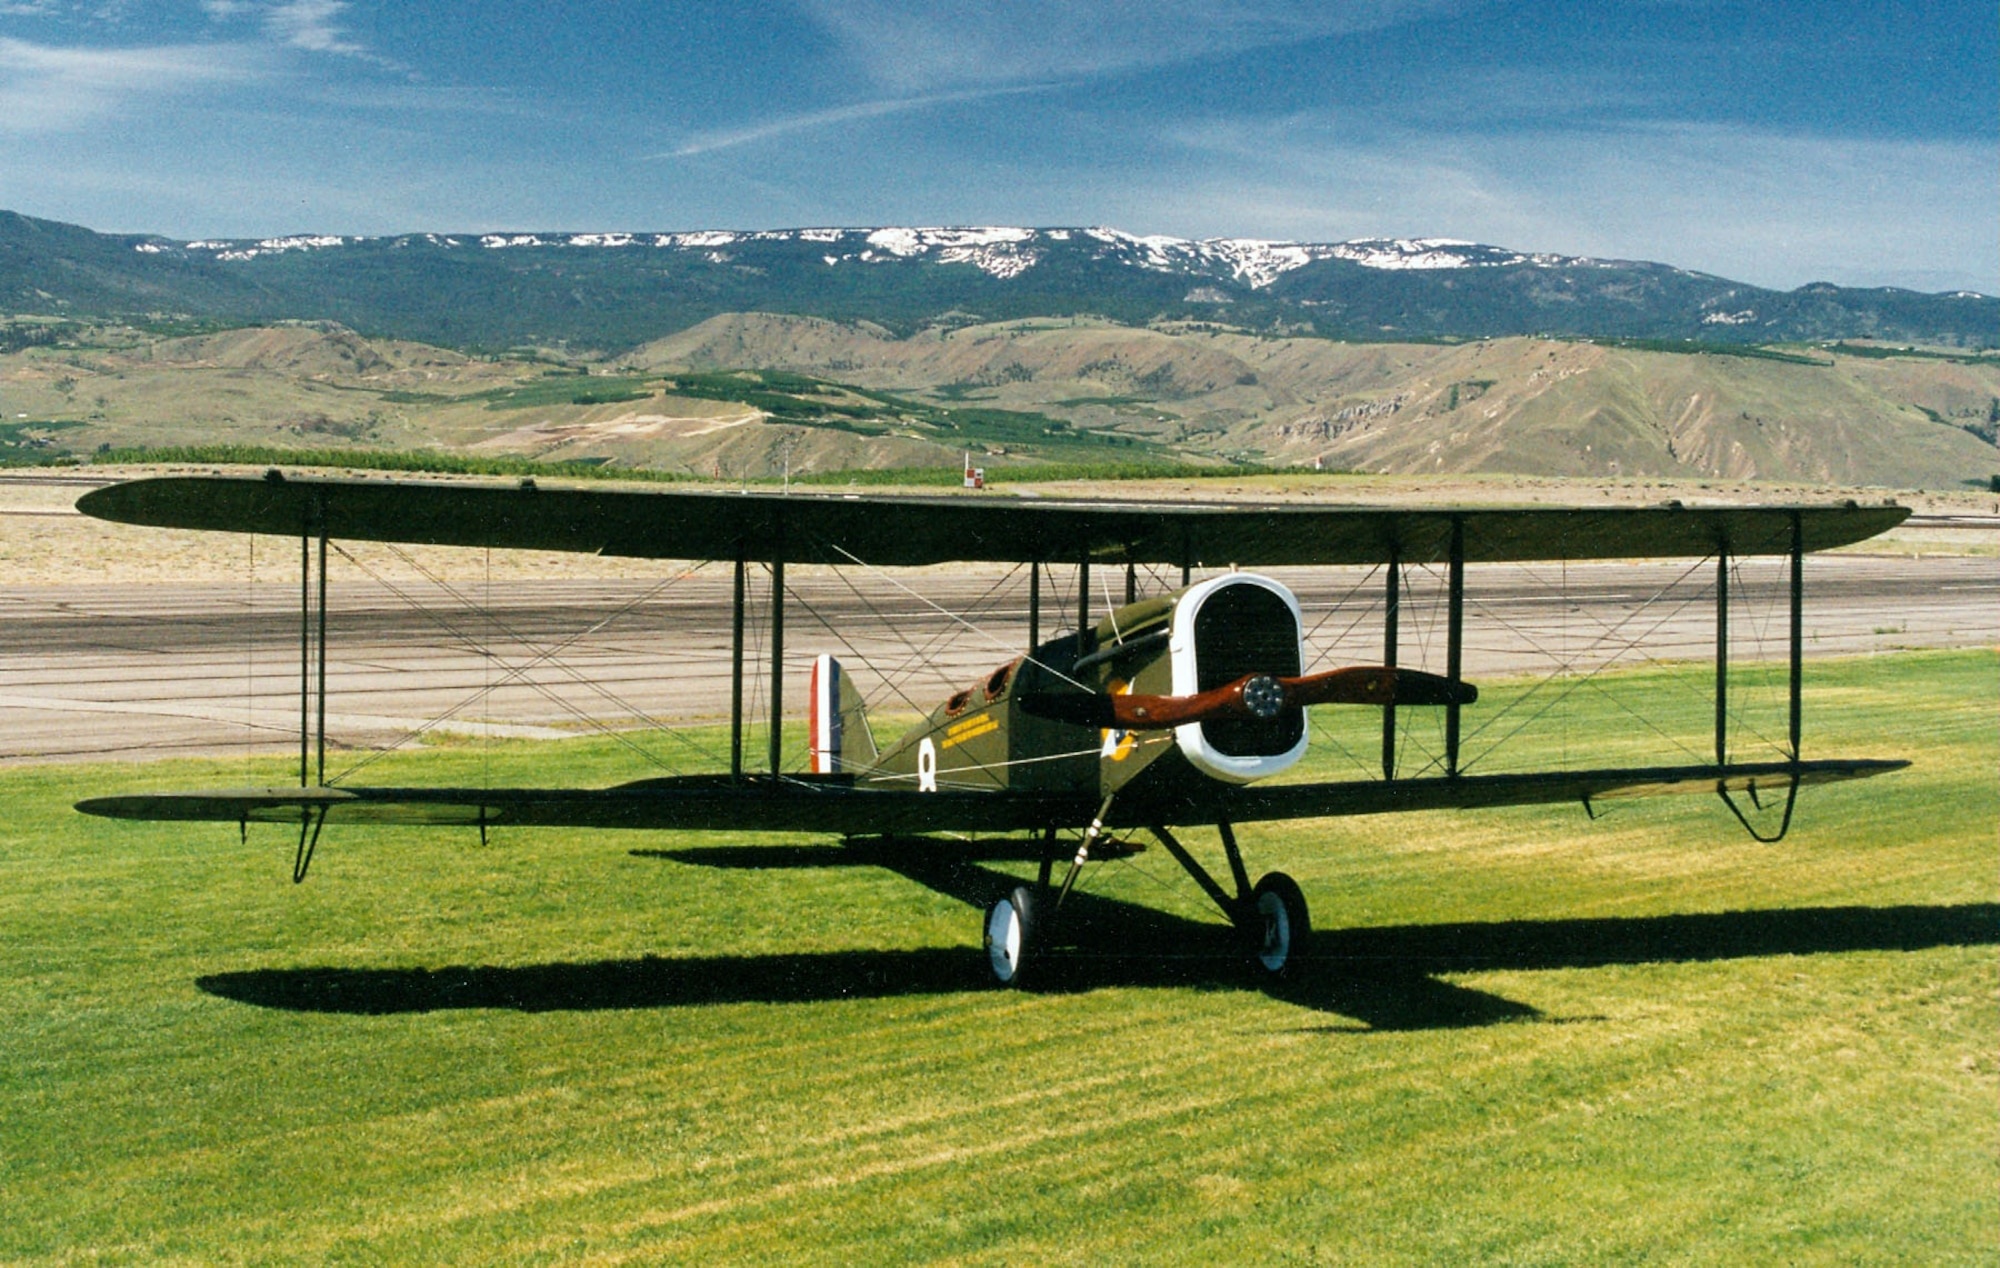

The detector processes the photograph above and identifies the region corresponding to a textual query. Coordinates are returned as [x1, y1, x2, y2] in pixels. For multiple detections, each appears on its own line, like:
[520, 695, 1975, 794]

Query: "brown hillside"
[4, 317, 1994, 487]
[634, 316, 2000, 487]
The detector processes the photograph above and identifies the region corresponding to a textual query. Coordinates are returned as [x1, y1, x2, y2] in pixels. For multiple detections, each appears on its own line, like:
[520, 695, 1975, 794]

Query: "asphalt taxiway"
[1, 552, 1990, 765]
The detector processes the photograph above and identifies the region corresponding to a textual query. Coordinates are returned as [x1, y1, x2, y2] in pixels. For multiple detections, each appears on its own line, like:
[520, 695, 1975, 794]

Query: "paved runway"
[0, 551, 1991, 766]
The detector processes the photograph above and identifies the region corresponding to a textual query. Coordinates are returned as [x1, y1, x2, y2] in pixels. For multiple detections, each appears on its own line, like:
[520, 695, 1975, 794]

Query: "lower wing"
[75, 759, 1905, 835]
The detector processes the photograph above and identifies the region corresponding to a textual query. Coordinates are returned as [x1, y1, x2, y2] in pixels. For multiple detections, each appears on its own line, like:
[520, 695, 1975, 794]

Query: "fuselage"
[862, 572, 1308, 799]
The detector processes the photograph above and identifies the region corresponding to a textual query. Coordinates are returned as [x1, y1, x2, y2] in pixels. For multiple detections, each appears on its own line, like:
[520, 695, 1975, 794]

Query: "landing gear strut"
[1148, 820, 1312, 979]
[983, 805, 1110, 987]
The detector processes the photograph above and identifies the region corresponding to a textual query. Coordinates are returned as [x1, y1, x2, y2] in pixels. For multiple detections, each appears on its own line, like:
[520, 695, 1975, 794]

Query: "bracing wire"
[1723, 554, 1790, 758]
[1454, 554, 1742, 769]
[1299, 563, 1387, 668]
[1292, 563, 1390, 779]
[784, 550, 1128, 788]
[825, 543, 1094, 691]
[323, 545, 723, 783]
[814, 555, 1024, 707]
[786, 580, 961, 725]
[1456, 555, 1719, 772]
[1392, 557, 1452, 777]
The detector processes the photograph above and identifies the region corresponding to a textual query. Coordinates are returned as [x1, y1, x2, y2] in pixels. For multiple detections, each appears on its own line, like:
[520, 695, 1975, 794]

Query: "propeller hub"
[1241, 675, 1285, 719]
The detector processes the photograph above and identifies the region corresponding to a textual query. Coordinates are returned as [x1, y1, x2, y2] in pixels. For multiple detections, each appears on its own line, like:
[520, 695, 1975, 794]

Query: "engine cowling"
[1167, 573, 1307, 784]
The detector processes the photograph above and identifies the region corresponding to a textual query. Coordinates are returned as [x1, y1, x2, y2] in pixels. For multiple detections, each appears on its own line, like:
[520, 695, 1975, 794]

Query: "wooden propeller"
[1020, 666, 1476, 730]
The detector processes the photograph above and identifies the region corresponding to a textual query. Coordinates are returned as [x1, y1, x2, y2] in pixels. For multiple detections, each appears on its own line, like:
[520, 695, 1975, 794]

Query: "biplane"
[73, 474, 1910, 987]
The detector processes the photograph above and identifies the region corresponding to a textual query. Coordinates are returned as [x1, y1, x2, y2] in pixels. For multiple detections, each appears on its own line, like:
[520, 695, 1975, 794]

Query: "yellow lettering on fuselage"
[942, 712, 998, 749]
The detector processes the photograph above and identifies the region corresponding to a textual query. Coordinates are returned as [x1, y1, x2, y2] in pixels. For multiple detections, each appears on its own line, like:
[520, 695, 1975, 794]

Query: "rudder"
[809, 653, 878, 774]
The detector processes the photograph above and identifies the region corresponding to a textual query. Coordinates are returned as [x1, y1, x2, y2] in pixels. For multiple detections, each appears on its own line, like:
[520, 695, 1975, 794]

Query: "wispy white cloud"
[659, 82, 1055, 158]
[0, 35, 265, 133]
[796, 0, 1476, 92]
[198, 0, 391, 65]
[261, 0, 362, 56]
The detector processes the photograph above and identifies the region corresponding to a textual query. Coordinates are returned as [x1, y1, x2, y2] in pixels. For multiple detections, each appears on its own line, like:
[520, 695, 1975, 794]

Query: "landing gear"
[981, 820, 1312, 986]
[983, 884, 1038, 986]
[1143, 822, 1314, 982]
[1247, 871, 1309, 977]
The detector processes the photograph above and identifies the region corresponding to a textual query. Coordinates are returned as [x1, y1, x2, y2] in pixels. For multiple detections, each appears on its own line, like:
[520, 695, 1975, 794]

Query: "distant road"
[0, 552, 1991, 765]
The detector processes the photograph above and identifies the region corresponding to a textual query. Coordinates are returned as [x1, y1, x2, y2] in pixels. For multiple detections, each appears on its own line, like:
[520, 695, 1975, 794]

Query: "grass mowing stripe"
[1, 649, 1991, 1262]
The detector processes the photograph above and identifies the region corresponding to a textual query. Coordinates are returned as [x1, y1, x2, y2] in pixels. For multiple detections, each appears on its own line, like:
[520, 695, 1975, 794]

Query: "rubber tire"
[1248, 872, 1310, 977]
[984, 884, 1038, 987]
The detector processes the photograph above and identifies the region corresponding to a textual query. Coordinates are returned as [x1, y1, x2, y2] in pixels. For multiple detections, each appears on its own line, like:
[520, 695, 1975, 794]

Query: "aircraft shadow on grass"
[196, 840, 2000, 1032]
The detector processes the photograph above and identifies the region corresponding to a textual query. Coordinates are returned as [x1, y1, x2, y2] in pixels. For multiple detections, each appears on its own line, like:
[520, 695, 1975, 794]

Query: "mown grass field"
[2, 650, 1993, 1263]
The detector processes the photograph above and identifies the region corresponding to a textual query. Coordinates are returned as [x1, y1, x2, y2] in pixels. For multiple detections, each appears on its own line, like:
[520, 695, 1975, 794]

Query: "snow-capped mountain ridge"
[157, 225, 1599, 286]
[8, 207, 1986, 351]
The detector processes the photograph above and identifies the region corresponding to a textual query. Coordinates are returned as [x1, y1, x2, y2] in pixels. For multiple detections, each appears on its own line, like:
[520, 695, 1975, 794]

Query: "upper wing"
[75, 759, 1905, 835]
[76, 475, 1908, 566]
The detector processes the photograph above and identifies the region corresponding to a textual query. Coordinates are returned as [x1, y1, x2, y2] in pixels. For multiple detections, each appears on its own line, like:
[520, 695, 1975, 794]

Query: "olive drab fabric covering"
[78, 476, 1908, 566]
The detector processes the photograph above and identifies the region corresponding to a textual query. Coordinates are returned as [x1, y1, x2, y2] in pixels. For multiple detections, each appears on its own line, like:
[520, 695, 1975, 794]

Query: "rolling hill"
[4, 317, 1995, 488]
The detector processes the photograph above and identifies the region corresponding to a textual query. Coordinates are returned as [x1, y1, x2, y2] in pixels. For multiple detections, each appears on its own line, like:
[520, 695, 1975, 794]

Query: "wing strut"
[730, 554, 746, 781]
[1076, 554, 1090, 655]
[1381, 542, 1400, 780]
[1027, 557, 1041, 653]
[1789, 510, 1804, 759]
[1446, 516, 1465, 777]
[1715, 544, 1730, 765]
[769, 549, 785, 777]
[1712, 511, 1807, 842]
[298, 498, 328, 789]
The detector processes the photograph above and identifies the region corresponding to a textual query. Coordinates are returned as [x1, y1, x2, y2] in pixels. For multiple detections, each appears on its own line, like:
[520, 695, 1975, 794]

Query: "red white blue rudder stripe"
[810, 653, 844, 774]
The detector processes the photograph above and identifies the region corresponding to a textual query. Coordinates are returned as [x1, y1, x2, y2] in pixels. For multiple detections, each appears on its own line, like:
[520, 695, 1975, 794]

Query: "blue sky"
[0, 1, 1991, 291]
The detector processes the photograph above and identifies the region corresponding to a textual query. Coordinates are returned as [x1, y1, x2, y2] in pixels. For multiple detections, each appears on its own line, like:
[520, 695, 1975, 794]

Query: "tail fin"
[809, 654, 878, 774]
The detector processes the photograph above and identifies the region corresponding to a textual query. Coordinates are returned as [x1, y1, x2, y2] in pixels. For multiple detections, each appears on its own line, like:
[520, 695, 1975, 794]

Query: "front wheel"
[984, 885, 1038, 986]
[1248, 872, 1310, 977]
